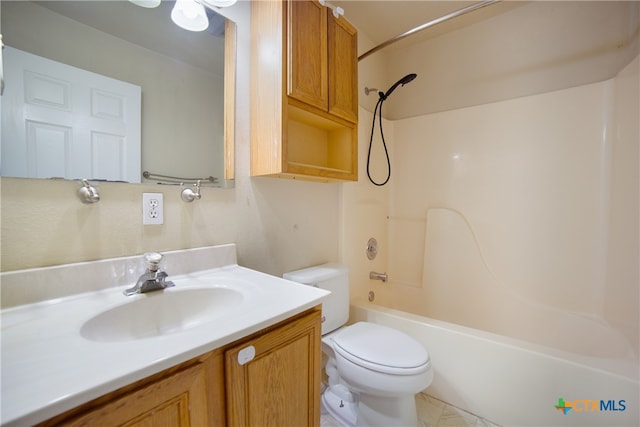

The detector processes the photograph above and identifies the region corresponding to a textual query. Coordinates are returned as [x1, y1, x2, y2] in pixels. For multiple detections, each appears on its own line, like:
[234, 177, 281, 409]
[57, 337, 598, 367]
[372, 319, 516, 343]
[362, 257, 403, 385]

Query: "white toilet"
[284, 263, 433, 427]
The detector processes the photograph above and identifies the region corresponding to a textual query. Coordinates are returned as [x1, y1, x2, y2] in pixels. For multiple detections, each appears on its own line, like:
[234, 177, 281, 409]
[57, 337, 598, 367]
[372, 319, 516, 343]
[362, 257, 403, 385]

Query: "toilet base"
[322, 386, 358, 427]
[322, 386, 421, 427]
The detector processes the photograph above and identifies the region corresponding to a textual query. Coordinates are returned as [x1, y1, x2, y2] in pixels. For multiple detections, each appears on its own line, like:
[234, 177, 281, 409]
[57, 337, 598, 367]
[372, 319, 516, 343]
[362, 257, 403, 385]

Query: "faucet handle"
[144, 252, 164, 271]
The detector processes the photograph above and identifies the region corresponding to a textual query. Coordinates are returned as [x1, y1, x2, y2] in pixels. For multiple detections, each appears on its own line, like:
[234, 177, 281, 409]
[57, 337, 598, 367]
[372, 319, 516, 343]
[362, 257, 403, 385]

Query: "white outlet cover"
[142, 193, 163, 225]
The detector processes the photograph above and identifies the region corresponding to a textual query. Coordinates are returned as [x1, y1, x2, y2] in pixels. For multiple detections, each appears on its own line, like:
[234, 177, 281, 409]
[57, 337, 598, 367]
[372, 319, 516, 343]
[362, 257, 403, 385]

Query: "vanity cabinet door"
[45, 365, 206, 426]
[225, 309, 322, 427]
[38, 351, 225, 427]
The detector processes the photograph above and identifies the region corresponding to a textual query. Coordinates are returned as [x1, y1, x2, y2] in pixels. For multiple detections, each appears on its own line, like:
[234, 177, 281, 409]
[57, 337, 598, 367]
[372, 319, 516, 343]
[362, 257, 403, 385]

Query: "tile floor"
[320, 392, 501, 427]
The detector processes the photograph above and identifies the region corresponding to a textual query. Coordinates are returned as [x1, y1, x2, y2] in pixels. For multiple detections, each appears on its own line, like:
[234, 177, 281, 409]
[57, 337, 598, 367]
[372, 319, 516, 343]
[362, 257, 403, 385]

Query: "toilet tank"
[284, 263, 349, 335]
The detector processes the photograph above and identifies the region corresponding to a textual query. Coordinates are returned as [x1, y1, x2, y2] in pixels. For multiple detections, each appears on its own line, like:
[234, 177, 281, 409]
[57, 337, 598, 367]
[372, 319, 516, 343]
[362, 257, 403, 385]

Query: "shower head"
[380, 73, 417, 100]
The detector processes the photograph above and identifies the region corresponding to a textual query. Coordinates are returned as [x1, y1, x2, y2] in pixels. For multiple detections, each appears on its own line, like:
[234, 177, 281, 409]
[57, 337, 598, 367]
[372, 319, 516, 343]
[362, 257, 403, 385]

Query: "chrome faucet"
[123, 252, 175, 296]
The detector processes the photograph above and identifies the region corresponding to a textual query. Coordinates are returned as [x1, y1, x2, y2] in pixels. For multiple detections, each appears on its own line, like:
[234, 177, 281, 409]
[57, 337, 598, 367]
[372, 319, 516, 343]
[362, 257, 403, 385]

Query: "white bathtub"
[350, 300, 639, 427]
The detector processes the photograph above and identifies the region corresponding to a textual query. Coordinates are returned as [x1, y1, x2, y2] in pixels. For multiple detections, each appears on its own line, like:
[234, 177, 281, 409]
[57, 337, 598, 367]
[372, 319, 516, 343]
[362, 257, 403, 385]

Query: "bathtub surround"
[344, 53, 639, 427]
[344, 61, 639, 426]
[364, 54, 639, 364]
[343, 2, 638, 426]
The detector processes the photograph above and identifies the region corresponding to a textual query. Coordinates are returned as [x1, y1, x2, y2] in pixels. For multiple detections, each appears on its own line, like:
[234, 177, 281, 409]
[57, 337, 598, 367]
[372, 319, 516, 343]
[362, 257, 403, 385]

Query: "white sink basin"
[80, 287, 244, 342]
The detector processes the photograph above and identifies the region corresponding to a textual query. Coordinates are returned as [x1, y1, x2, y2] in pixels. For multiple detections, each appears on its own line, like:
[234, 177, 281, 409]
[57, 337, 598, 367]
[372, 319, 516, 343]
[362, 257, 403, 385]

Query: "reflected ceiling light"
[171, 0, 209, 32]
[202, 0, 238, 8]
[129, 0, 161, 8]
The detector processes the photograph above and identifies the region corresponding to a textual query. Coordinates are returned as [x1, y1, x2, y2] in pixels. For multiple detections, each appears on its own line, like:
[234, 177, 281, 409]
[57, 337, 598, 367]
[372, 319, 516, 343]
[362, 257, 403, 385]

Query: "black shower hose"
[366, 95, 391, 186]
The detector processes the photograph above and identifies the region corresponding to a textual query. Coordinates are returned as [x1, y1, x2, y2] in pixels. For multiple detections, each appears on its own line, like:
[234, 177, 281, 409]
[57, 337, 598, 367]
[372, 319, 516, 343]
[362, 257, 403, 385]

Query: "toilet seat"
[331, 322, 431, 376]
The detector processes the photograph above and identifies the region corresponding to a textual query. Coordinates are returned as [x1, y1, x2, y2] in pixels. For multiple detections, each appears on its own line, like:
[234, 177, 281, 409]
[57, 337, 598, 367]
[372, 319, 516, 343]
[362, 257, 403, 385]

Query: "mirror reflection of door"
[2, 46, 141, 182]
[0, 0, 233, 186]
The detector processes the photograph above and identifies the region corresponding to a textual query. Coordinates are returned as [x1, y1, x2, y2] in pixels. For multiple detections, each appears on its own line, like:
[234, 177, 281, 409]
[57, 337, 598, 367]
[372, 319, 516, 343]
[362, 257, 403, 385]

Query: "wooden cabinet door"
[328, 14, 358, 123]
[287, 0, 328, 112]
[50, 363, 209, 427]
[225, 310, 322, 427]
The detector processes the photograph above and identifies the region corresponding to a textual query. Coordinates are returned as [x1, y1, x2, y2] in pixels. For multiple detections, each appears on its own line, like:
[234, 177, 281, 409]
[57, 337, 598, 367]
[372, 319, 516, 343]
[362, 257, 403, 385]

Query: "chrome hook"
[364, 87, 379, 96]
[77, 179, 100, 204]
[181, 179, 202, 202]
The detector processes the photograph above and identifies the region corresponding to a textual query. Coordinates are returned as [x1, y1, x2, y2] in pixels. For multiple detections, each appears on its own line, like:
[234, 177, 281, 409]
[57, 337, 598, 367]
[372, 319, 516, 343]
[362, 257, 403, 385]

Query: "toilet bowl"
[322, 322, 433, 426]
[284, 264, 433, 427]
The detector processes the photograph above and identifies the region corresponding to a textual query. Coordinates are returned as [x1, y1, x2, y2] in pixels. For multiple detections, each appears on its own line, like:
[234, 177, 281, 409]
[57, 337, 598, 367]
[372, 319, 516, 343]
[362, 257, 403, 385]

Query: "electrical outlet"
[142, 193, 163, 225]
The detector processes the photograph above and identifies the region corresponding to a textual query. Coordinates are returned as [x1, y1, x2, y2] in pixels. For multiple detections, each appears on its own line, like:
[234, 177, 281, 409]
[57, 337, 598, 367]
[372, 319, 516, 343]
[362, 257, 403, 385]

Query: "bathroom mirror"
[0, 0, 235, 187]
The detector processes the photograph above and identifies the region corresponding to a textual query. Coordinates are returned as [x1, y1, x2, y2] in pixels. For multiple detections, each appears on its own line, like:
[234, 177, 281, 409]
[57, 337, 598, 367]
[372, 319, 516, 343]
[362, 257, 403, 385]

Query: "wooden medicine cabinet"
[251, 0, 358, 182]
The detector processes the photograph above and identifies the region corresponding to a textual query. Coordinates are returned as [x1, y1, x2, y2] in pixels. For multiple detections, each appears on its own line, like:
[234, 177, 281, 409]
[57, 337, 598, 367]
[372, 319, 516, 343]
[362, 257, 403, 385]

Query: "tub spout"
[369, 271, 388, 283]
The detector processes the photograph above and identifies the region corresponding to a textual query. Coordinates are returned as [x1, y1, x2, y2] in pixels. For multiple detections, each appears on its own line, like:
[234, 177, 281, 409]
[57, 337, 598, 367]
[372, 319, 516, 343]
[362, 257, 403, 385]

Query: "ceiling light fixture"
[171, 0, 209, 32]
[202, 0, 238, 8]
[129, 0, 161, 8]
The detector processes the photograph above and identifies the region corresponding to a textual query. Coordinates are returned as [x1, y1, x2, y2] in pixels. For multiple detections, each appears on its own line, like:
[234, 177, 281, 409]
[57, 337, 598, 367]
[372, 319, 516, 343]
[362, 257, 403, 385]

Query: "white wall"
[382, 1, 640, 119]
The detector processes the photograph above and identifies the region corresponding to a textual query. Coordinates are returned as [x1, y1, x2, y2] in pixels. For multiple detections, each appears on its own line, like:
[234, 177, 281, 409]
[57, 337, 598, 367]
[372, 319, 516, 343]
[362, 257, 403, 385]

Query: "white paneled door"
[1, 46, 141, 182]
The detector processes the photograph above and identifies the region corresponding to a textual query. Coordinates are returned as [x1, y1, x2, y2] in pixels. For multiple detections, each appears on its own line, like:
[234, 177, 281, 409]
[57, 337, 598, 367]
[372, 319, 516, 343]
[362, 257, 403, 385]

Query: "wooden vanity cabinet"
[251, 0, 358, 182]
[38, 351, 225, 427]
[225, 304, 322, 426]
[38, 308, 322, 427]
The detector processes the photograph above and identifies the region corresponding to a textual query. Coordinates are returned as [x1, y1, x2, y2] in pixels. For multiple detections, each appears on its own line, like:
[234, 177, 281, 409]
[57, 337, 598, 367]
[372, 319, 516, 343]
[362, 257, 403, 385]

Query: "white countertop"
[1, 259, 329, 426]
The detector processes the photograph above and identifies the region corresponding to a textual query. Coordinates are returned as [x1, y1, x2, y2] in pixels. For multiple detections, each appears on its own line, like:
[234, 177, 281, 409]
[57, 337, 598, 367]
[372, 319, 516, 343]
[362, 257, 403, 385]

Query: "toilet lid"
[331, 322, 430, 376]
